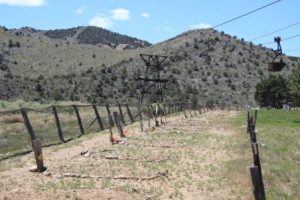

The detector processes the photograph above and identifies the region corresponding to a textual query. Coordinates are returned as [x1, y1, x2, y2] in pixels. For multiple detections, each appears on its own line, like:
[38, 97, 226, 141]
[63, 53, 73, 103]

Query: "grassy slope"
[0, 29, 139, 78]
[232, 110, 300, 199]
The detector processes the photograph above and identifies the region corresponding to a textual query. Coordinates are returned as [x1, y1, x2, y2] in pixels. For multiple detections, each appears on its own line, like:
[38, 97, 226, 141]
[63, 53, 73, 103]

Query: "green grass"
[233, 110, 300, 200]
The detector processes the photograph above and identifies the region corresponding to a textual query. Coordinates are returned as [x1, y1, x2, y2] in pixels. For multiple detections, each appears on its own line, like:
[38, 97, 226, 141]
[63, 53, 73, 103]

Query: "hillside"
[44, 26, 151, 49]
[0, 27, 299, 105]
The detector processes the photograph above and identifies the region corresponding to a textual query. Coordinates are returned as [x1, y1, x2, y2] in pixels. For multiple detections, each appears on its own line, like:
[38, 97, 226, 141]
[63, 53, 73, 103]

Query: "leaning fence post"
[20, 108, 36, 141]
[92, 105, 104, 130]
[125, 104, 135, 123]
[106, 104, 114, 126]
[73, 105, 84, 135]
[52, 106, 65, 142]
[117, 102, 125, 125]
[32, 139, 46, 172]
[20, 109, 46, 173]
[113, 112, 126, 138]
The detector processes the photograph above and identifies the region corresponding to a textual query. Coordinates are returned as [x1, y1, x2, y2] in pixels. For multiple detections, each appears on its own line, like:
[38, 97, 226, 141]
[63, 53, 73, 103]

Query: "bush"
[255, 75, 290, 108]
[289, 65, 300, 106]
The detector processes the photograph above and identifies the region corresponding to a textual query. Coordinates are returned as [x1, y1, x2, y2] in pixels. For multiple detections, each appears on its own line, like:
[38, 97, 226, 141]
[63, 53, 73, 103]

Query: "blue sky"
[0, 0, 299, 57]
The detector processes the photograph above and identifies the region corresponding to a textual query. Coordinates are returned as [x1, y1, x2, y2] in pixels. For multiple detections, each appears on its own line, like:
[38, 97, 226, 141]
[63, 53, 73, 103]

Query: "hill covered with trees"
[1, 27, 299, 106]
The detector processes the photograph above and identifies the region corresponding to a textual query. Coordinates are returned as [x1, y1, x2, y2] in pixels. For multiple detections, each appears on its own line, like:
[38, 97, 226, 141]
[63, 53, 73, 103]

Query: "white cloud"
[0, 0, 45, 6]
[74, 7, 86, 15]
[190, 23, 212, 29]
[141, 12, 150, 18]
[110, 8, 130, 21]
[89, 17, 112, 29]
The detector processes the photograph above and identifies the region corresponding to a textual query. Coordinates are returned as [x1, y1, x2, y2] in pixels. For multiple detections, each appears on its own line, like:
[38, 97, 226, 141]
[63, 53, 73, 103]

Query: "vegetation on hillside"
[0, 28, 299, 105]
[44, 27, 80, 39]
[77, 26, 151, 48]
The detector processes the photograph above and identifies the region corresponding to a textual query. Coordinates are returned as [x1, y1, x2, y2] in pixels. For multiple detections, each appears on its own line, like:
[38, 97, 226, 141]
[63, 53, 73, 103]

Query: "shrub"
[255, 75, 290, 108]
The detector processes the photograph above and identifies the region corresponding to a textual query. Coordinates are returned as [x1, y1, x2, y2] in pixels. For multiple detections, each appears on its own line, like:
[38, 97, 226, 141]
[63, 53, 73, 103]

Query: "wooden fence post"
[147, 105, 151, 129]
[106, 104, 114, 126]
[92, 105, 104, 130]
[250, 166, 266, 200]
[73, 105, 84, 135]
[113, 112, 126, 138]
[32, 139, 46, 172]
[20, 109, 46, 173]
[108, 114, 113, 135]
[125, 104, 135, 123]
[52, 106, 65, 142]
[117, 102, 125, 125]
[247, 111, 265, 200]
[20, 108, 36, 141]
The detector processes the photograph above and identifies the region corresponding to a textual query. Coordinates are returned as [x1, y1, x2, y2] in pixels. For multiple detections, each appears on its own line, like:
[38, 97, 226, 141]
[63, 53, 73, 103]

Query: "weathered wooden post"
[92, 105, 104, 130]
[147, 105, 151, 129]
[247, 110, 265, 200]
[32, 139, 47, 172]
[20, 109, 46, 172]
[125, 104, 135, 123]
[52, 106, 65, 142]
[20, 108, 36, 141]
[106, 104, 114, 126]
[117, 102, 125, 125]
[73, 105, 84, 135]
[250, 166, 266, 200]
[113, 112, 126, 138]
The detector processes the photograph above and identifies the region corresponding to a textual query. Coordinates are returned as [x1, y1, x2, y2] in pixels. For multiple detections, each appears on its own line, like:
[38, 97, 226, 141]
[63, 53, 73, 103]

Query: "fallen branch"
[101, 155, 170, 163]
[61, 170, 168, 181]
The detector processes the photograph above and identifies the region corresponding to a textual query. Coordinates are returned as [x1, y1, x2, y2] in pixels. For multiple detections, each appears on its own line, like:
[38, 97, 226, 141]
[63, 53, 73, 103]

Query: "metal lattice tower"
[136, 54, 168, 132]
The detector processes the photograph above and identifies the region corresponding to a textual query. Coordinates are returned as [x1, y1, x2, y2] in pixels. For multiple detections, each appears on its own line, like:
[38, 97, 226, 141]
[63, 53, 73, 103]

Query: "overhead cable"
[212, 0, 282, 29]
[250, 21, 300, 41]
[261, 34, 300, 45]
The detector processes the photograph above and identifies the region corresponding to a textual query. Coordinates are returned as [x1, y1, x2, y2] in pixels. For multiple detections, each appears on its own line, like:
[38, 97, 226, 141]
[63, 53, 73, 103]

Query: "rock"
[43, 170, 52, 177]
[83, 152, 90, 157]
[29, 165, 38, 172]
[80, 149, 89, 156]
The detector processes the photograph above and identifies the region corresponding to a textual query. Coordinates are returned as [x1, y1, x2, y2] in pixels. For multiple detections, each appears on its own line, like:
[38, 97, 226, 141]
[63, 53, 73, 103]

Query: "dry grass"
[0, 111, 255, 200]
[0, 114, 23, 124]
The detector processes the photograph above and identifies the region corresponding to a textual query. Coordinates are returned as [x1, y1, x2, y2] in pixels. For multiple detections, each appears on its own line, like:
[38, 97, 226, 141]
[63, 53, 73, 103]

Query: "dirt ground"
[0, 110, 253, 200]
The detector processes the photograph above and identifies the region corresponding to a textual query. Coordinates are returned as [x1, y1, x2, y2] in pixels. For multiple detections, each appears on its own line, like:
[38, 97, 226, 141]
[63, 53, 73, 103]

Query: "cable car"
[268, 36, 286, 72]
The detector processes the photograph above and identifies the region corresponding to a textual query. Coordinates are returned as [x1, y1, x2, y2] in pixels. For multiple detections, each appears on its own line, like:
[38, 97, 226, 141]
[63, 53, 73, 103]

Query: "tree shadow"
[293, 120, 300, 124]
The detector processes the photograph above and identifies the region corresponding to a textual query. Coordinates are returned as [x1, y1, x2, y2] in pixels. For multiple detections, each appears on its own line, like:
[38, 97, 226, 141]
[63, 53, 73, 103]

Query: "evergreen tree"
[289, 65, 300, 106]
[255, 75, 290, 108]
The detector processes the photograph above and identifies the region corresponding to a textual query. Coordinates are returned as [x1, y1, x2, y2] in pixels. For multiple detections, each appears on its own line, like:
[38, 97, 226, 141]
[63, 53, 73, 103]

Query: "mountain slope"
[0, 27, 299, 105]
[44, 26, 151, 49]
